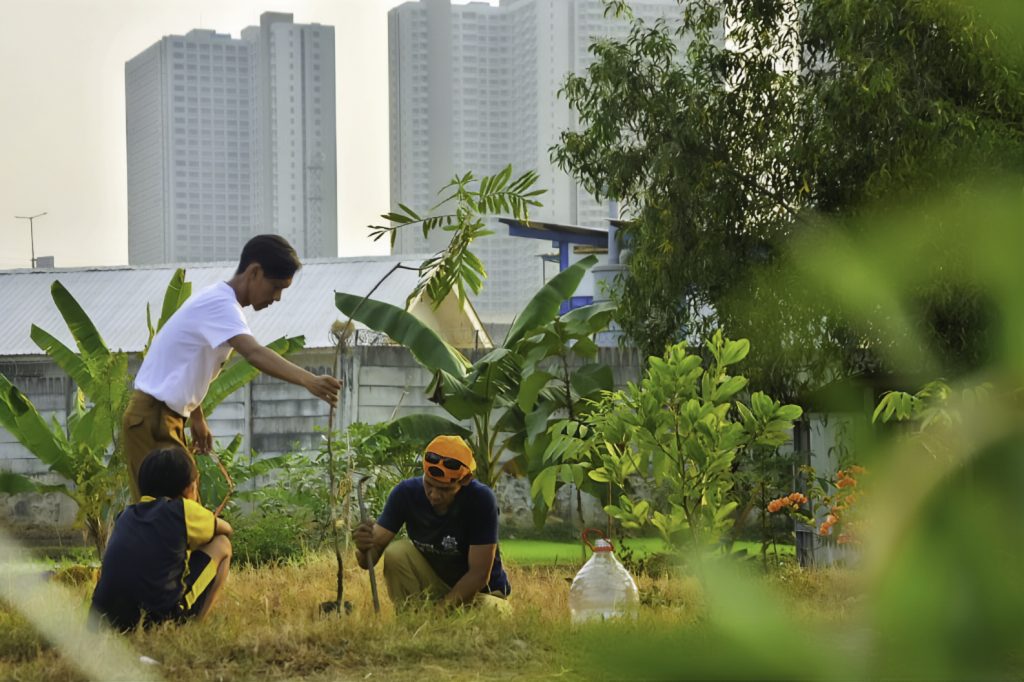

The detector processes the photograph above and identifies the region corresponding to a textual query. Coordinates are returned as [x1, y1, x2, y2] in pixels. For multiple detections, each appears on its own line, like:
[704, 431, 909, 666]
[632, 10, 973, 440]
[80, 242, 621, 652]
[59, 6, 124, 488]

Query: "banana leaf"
[0, 378, 73, 480]
[145, 268, 192, 356]
[517, 370, 556, 412]
[570, 363, 615, 400]
[427, 369, 490, 420]
[0, 471, 41, 494]
[50, 281, 109, 361]
[561, 300, 617, 337]
[202, 336, 305, 414]
[30, 325, 92, 394]
[0, 471, 67, 495]
[504, 255, 597, 347]
[158, 268, 191, 332]
[67, 394, 116, 454]
[464, 347, 521, 403]
[378, 413, 471, 443]
[335, 292, 469, 377]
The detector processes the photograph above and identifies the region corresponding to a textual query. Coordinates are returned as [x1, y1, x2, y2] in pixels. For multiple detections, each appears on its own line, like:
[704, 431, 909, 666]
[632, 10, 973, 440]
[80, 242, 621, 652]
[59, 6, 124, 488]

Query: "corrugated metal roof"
[0, 256, 445, 355]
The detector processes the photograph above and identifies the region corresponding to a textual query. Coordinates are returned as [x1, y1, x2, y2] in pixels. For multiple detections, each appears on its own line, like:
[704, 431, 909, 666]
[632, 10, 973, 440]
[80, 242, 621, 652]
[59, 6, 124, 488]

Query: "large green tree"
[553, 0, 1024, 400]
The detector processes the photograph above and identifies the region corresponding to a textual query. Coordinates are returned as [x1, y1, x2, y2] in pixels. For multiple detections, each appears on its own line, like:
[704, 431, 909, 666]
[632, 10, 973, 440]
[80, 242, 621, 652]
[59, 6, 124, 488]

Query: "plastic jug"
[569, 529, 639, 624]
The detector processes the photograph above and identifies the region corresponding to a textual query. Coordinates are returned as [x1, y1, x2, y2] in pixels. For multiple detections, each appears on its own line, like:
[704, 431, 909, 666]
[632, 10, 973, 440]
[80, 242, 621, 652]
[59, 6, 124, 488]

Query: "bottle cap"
[583, 528, 615, 552]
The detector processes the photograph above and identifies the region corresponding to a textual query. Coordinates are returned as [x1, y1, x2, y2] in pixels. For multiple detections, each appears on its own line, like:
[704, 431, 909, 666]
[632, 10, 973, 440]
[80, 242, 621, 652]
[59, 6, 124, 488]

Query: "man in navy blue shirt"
[352, 435, 510, 612]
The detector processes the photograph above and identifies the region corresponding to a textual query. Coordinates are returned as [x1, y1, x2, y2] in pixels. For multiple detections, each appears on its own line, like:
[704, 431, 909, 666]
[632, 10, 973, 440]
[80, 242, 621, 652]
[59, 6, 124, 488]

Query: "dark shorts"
[89, 549, 218, 632]
[123, 390, 189, 501]
[177, 549, 217, 621]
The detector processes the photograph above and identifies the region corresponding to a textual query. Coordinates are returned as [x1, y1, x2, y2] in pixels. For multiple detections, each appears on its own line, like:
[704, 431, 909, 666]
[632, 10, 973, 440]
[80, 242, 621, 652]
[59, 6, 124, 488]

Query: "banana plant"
[497, 300, 618, 526]
[0, 270, 302, 557]
[0, 278, 133, 557]
[335, 255, 612, 487]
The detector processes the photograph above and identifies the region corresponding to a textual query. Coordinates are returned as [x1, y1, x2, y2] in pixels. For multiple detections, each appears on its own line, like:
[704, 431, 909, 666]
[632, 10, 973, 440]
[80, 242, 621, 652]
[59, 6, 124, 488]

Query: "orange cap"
[423, 435, 476, 483]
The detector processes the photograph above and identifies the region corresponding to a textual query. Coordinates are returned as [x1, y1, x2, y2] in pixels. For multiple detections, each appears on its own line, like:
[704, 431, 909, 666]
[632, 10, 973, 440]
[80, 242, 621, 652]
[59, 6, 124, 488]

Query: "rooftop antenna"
[14, 212, 47, 269]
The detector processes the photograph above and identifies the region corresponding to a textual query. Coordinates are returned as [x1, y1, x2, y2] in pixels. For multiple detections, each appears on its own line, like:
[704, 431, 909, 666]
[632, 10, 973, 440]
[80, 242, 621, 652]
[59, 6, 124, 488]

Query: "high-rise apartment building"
[388, 0, 681, 323]
[126, 13, 336, 265]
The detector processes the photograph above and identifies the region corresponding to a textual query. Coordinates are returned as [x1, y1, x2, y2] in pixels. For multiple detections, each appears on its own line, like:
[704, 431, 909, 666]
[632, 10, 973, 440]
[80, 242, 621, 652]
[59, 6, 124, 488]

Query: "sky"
[0, 0, 439, 270]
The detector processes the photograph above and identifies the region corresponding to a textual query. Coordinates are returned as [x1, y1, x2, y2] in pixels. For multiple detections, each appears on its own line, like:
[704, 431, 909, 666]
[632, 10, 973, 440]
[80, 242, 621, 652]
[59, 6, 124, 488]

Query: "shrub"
[581, 331, 803, 551]
[230, 512, 311, 566]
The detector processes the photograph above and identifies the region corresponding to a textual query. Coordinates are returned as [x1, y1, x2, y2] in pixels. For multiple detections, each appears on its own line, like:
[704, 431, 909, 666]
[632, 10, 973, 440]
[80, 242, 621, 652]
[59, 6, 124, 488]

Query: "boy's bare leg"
[195, 535, 232, 620]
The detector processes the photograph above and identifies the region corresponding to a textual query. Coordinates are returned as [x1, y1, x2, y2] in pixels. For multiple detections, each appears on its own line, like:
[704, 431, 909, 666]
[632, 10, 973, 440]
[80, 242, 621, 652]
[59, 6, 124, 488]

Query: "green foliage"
[230, 512, 312, 567]
[728, 444, 801, 557]
[572, 59, 1024, 672]
[144, 268, 191, 356]
[576, 331, 802, 550]
[873, 379, 993, 430]
[369, 165, 545, 308]
[0, 269, 302, 558]
[552, 0, 1024, 400]
[340, 421, 424, 519]
[375, 413, 471, 446]
[196, 435, 272, 516]
[333, 292, 467, 377]
[508, 302, 617, 525]
[0, 282, 133, 557]
[217, 422, 426, 565]
[349, 166, 617, 495]
[336, 255, 612, 489]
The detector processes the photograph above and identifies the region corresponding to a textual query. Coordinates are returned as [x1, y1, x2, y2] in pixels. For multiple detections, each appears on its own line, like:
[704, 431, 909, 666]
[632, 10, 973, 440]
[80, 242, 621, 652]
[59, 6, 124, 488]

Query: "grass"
[500, 537, 795, 566]
[0, 548, 849, 681]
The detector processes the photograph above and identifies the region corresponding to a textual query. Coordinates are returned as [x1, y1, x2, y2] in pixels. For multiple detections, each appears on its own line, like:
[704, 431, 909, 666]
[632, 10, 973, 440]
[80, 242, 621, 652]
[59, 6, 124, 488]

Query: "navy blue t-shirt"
[377, 477, 510, 596]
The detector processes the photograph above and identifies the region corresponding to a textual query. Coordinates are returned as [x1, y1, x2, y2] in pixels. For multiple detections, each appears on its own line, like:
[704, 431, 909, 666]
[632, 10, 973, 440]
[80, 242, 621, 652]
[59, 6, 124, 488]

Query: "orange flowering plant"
[767, 464, 868, 545]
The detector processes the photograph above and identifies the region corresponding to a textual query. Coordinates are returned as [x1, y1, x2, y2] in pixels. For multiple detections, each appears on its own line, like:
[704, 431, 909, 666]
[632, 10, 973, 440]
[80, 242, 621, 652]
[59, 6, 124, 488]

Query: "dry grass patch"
[1, 552, 855, 681]
[766, 562, 867, 624]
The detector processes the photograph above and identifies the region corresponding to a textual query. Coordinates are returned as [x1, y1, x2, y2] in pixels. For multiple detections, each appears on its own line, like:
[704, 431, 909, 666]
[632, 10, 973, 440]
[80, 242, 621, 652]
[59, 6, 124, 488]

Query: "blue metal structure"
[499, 218, 610, 313]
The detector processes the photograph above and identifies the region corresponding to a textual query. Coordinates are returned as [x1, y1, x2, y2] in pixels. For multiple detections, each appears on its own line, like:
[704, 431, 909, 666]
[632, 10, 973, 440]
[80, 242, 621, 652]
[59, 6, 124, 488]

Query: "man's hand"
[442, 543, 496, 608]
[189, 407, 213, 455]
[351, 520, 376, 553]
[306, 374, 342, 407]
[351, 521, 395, 569]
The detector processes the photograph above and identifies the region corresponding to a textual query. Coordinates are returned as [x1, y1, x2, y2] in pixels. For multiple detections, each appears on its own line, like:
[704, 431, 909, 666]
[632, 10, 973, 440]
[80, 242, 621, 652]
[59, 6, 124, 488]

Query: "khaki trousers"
[382, 538, 511, 614]
[122, 390, 189, 501]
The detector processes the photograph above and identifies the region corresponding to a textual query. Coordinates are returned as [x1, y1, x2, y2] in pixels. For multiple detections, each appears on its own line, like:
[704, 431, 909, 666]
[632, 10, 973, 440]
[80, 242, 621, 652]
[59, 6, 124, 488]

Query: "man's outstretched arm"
[227, 334, 341, 406]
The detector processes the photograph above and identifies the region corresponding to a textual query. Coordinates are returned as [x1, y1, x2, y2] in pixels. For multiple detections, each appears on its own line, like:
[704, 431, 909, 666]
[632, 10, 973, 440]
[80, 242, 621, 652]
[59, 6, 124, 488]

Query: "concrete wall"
[0, 345, 644, 532]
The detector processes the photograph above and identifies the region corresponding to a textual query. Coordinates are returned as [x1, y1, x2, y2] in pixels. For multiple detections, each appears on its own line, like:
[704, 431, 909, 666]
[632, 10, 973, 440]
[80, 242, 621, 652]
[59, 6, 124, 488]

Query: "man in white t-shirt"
[123, 234, 342, 500]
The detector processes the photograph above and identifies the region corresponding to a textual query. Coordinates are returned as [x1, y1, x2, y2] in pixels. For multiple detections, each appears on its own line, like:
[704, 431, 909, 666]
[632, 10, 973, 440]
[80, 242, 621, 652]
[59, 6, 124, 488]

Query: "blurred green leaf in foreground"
[580, 175, 1024, 679]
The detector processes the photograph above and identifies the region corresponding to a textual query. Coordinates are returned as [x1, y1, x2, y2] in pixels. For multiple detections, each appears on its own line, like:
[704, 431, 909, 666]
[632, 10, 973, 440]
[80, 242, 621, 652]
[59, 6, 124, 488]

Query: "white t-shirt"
[135, 282, 253, 417]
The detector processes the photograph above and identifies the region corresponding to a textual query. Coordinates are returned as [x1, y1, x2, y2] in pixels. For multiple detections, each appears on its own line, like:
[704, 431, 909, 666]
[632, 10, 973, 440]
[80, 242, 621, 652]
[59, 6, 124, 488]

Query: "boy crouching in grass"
[90, 446, 233, 631]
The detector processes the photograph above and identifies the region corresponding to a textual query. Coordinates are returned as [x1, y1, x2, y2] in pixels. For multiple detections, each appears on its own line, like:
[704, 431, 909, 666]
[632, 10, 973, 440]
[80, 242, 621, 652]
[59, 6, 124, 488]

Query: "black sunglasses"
[424, 451, 467, 477]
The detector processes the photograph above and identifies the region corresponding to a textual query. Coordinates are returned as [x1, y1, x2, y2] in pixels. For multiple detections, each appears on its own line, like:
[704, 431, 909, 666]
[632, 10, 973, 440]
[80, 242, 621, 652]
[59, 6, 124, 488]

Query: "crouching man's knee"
[382, 538, 417, 570]
[205, 534, 232, 563]
[382, 538, 448, 606]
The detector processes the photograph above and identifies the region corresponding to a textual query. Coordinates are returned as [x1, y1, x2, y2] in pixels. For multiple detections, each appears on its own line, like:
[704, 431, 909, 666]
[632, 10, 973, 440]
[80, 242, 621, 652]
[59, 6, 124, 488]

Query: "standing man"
[351, 435, 511, 612]
[123, 234, 341, 500]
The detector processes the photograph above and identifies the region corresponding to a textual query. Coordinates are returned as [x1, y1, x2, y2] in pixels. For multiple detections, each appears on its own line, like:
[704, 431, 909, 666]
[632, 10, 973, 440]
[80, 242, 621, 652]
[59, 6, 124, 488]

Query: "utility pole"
[14, 212, 46, 268]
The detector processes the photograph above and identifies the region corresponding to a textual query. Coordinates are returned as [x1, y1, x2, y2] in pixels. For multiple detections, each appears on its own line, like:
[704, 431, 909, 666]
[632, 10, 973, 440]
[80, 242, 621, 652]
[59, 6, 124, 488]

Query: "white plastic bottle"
[569, 532, 639, 624]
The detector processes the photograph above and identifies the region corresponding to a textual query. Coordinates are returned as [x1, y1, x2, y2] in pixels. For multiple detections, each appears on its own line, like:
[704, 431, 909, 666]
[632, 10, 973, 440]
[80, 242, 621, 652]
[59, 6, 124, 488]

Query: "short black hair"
[236, 234, 302, 280]
[138, 447, 197, 499]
